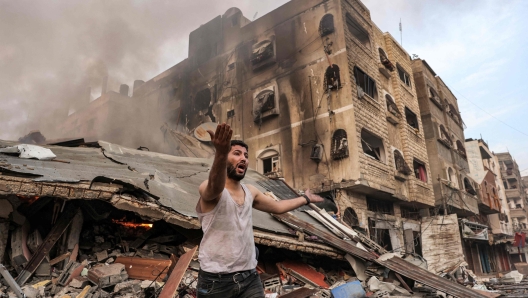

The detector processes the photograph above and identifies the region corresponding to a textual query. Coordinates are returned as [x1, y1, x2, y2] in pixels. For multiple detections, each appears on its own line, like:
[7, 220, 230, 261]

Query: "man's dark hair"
[231, 140, 248, 151]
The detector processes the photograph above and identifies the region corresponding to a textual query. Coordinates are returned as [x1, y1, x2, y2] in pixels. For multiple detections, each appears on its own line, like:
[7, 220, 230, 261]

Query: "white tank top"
[196, 184, 257, 273]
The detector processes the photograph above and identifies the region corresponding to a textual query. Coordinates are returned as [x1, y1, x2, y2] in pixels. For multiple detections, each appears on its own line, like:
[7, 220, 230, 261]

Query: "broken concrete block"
[0, 199, 13, 219]
[21, 285, 39, 298]
[87, 263, 128, 288]
[113, 280, 141, 294]
[95, 250, 108, 262]
[69, 277, 90, 289]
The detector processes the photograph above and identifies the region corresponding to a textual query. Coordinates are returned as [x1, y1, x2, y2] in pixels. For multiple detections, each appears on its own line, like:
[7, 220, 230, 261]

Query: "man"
[196, 123, 324, 298]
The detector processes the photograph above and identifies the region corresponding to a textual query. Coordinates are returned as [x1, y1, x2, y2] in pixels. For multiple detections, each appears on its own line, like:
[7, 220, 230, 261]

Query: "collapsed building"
[3, 0, 528, 296]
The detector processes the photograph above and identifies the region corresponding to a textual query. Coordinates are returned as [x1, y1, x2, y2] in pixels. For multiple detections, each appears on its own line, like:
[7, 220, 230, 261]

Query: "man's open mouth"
[236, 163, 246, 173]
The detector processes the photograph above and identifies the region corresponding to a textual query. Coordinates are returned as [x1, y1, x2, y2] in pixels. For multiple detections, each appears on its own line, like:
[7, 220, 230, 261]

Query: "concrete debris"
[0, 144, 56, 160]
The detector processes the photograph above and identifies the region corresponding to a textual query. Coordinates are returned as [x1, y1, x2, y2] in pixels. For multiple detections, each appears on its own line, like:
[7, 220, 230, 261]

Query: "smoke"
[0, 0, 288, 140]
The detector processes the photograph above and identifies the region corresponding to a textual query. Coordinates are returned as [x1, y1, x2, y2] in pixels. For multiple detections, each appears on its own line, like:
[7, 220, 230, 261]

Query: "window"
[324, 64, 341, 90]
[354, 66, 377, 99]
[385, 94, 401, 117]
[405, 107, 419, 130]
[361, 129, 385, 162]
[346, 13, 370, 48]
[413, 159, 427, 182]
[367, 197, 393, 215]
[251, 40, 274, 69]
[401, 206, 420, 220]
[258, 149, 281, 176]
[465, 178, 477, 195]
[195, 88, 211, 111]
[397, 64, 412, 88]
[456, 140, 467, 158]
[447, 167, 458, 188]
[319, 14, 334, 37]
[343, 207, 359, 228]
[428, 87, 442, 107]
[253, 87, 278, 123]
[448, 104, 461, 124]
[379, 48, 394, 71]
[439, 125, 453, 146]
[331, 129, 349, 160]
[394, 149, 412, 175]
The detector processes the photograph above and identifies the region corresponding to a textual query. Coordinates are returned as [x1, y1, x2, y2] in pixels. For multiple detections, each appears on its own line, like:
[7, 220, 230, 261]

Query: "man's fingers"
[227, 129, 233, 142]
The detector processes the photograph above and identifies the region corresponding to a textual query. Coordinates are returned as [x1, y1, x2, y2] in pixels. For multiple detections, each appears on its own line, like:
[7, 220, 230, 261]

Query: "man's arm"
[249, 185, 324, 214]
[199, 123, 233, 203]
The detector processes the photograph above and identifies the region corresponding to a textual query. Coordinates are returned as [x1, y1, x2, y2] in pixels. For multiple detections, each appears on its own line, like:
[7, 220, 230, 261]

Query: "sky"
[1, 0, 527, 174]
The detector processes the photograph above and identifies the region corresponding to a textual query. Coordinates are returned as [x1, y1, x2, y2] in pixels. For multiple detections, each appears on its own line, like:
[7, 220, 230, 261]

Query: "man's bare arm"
[249, 185, 324, 214]
[199, 123, 233, 202]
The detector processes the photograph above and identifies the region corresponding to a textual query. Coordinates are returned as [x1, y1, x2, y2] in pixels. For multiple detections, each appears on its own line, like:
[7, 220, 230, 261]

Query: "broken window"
[397, 64, 412, 88]
[251, 40, 274, 68]
[253, 89, 277, 123]
[368, 219, 393, 251]
[456, 140, 467, 159]
[428, 87, 442, 107]
[378, 48, 394, 71]
[194, 88, 211, 111]
[319, 14, 334, 37]
[361, 129, 385, 162]
[343, 207, 359, 228]
[324, 64, 341, 90]
[439, 124, 453, 146]
[227, 109, 235, 118]
[367, 197, 394, 215]
[346, 13, 370, 48]
[394, 149, 412, 175]
[310, 144, 323, 162]
[413, 159, 428, 182]
[354, 66, 377, 99]
[385, 94, 400, 117]
[465, 178, 477, 195]
[405, 107, 419, 130]
[331, 129, 349, 160]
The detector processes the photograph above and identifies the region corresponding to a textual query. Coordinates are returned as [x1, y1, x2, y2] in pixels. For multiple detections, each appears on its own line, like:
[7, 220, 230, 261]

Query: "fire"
[17, 195, 40, 205]
[112, 219, 153, 229]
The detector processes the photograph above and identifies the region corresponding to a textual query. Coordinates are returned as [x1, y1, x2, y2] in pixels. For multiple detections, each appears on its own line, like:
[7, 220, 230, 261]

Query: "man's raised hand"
[305, 189, 324, 203]
[207, 123, 233, 155]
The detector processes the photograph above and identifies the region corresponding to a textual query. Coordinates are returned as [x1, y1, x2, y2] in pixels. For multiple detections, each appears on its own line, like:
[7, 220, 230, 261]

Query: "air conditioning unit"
[310, 144, 323, 162]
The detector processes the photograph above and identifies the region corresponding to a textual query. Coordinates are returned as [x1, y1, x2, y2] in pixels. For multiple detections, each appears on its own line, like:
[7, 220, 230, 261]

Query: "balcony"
[510, 208, 527, 219]
[478, 194, 501, 215]
[441, 183, 479, 216]
[505, 188, 521, 199]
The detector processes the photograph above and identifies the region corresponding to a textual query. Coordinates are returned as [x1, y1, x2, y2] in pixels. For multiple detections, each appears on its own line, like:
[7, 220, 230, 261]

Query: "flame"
[112, 219, 153, 229]
[17, 195, 40, 205]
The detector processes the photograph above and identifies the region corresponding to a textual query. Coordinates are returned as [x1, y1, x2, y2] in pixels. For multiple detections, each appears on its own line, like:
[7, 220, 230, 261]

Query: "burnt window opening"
[378, 48, 394, 71]
[324, 64, 341, 90]
[227, 62, 235, 71]
[394, 149, 412, 175]
[231, 16, 239, 27]
[401, 206, 420, 220]
[413, 159, 428, 183]
[331, 129, 349, 160]
[361, 129, 385, 162]
[319, 14, 335, 37]
[194, 88, 211, 111]
[367, 197, 394, 215]
[456, 140, 467, 158]
[251, 40, 274, 66]
[405, 107, 419, 130]
[253, 89, 276, 123]
[439, 124, 453, 146]
[397, 64, 412, 88]
[464, 177, 477, 196]
[385, 94, 401, 117]
[343, 207, 360, 228]
[354, 66, 377, 99]
[227, 109, 235, 118]
[428, 87, 442, 108]
[310, 144, 323, 162]
[346, 13, 370, 48]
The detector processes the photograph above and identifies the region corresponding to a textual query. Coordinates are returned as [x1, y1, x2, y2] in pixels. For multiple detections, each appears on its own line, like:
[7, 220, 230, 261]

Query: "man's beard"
[227, 164, 246, 181]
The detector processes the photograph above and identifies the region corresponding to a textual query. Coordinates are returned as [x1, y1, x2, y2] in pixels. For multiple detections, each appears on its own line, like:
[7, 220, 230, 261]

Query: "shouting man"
[196, 123, 324, 298]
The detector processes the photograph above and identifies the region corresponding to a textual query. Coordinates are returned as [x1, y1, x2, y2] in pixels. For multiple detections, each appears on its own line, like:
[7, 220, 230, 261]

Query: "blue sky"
[1, 0, 527, 175]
